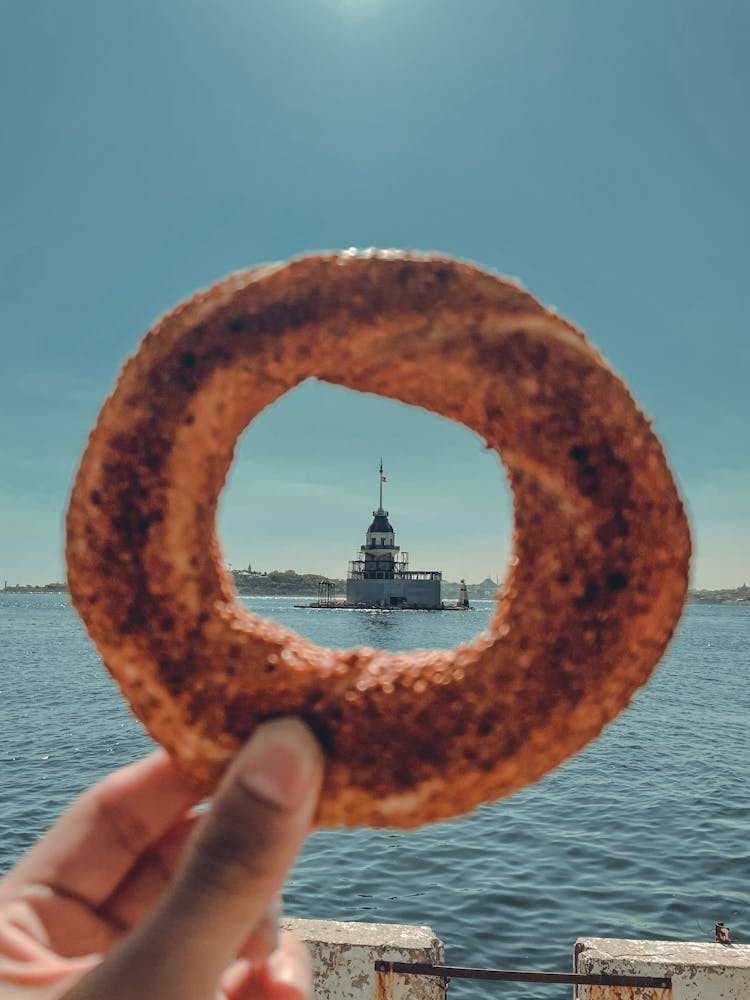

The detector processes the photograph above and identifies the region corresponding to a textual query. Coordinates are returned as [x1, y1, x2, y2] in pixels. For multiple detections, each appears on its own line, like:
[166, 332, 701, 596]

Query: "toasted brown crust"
[66, 251, 690, 828]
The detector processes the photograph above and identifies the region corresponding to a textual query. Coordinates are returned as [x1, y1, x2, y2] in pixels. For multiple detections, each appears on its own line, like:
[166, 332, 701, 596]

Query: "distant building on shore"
[345, 463, 442, 609]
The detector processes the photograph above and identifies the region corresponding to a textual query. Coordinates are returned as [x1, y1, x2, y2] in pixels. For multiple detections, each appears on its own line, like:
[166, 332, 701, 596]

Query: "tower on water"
[346, 462, 442, 609]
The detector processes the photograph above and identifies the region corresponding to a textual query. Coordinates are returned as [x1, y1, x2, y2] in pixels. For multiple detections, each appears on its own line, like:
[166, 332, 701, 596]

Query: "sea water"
[1, 593, 749, 998]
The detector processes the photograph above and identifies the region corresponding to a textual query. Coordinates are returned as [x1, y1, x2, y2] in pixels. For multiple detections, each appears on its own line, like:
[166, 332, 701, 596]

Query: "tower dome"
[368, 511, 394, 534]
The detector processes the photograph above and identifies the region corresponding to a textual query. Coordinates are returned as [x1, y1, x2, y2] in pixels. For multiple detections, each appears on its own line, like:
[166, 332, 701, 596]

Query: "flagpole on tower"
[379, 458, 384, 510]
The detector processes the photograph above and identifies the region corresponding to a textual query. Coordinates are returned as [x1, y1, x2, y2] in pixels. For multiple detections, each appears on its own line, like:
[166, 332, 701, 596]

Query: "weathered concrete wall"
[282, 918, 445, 1000]
[575, 936, 750, 1000]
[280, 922, 750, 1000]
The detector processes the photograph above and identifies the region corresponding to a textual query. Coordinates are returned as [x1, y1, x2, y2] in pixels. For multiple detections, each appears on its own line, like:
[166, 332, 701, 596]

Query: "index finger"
[1, 751, 203, 909]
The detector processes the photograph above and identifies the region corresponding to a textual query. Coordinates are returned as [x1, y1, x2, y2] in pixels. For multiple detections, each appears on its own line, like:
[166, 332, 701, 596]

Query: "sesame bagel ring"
[66, 251, 690, 828]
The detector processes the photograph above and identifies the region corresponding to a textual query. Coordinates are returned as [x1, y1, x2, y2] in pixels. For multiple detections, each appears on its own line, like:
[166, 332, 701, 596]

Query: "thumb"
[125, 718, 322, 996]
[165, 718, 322, 952]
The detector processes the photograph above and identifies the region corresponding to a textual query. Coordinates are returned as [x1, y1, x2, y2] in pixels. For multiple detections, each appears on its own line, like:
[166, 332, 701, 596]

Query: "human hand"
[0, 718, 323, 999]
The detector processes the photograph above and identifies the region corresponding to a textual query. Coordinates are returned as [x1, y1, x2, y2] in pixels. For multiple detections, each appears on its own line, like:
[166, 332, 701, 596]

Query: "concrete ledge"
[575, 936, 750, 999]
[282, 918, 445, 1000]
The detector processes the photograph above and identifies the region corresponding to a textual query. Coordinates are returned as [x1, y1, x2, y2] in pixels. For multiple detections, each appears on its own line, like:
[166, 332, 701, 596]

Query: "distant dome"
[368, 511, 393, 534]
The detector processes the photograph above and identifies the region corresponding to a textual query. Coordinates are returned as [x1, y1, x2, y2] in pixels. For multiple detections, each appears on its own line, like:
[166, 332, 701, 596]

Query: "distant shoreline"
[3, 577, 749, 605]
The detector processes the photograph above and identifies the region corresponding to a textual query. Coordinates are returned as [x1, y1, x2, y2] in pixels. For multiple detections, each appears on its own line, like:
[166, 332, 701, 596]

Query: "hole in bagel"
[218, 378, 513, 652]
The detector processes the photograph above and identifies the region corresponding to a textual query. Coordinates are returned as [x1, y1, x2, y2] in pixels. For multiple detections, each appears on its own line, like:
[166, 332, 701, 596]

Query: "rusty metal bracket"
[374, 960, 672, 989]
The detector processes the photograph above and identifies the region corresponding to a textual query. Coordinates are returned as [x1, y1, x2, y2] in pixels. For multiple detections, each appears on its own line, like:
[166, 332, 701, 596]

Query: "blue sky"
[1, 0, 747, 589]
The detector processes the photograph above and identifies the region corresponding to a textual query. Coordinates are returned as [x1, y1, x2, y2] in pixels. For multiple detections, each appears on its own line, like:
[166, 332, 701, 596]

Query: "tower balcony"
[348, 559, 441, 583]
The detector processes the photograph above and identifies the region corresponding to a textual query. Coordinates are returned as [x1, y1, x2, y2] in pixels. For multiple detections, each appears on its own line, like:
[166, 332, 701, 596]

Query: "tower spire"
[379, 458, 384, 510]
